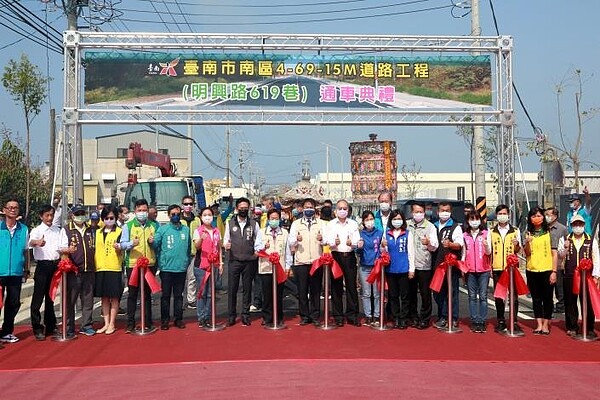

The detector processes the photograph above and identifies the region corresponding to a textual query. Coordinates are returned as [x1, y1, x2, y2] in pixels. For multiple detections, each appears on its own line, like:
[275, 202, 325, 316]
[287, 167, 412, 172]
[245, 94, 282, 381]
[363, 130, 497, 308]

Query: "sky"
[1, 0, 599, 190]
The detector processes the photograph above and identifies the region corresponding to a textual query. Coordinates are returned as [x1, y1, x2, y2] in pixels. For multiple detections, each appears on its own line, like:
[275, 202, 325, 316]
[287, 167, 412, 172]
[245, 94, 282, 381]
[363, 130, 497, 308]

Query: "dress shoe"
[161, 322, 170, 331]
[494, 320, 507, 333]
[417, 320, 430, 330]
[241, 317, 251, 326]
[348, 319, 361, 327]
[335, 319, 344, 327]
[397, 320, 409, 330]
[299, 318, 312, 326]
[34, 332, 46, 341]
[227, 317, 237, 327]
[175, 320, 186, 329]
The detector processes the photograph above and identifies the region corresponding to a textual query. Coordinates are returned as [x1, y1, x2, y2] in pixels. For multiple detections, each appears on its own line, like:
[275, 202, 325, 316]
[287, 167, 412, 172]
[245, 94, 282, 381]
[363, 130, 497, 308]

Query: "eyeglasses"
[182, 202, 194, 206]
[5, 206, 19, 211]
[104, 217, 115, 220]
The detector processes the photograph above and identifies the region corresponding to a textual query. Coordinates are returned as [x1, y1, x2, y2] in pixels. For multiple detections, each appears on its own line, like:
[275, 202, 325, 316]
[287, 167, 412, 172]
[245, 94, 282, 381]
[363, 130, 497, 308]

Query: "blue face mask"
[303, 209, 315, 219]
[170, 214, 181, 224]
[425, 210, 433, 217]
[268, 219, 280, 229]
[292, 209, 299, 218]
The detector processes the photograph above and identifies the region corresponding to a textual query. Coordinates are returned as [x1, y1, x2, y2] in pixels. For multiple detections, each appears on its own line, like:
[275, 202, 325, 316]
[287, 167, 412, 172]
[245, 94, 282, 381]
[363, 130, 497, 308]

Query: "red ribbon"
[128, 256, 161, 294]
[430, 253, 468, 293]
[310, 253, 343, 279]
[573, 258, 600, 320]
[256, 250, 287, 284]
[49, 258, 79, 302]
[493, 254, 529, 300]
[366, 252, 390, 285]
[198, 252, 220, 299]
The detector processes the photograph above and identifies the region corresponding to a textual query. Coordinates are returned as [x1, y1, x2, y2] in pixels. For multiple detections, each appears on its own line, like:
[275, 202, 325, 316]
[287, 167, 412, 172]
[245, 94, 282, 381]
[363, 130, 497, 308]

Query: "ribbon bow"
[493, 254, 529, 300]
[573, 258, 600, 320]
[430, 253, 468, 293]
[310, 253, 343, 279]
[366, 252, 390, 285]
[256, 250, 287, 284]
[49, 257, 79, 302]
[128, 256, 161, 294]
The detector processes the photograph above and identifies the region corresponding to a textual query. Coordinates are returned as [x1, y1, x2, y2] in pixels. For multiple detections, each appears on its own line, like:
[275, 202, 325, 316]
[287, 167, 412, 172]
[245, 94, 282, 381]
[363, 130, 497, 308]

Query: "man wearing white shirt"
[29, 205, 67, 341]
[326, 199, 361, 327]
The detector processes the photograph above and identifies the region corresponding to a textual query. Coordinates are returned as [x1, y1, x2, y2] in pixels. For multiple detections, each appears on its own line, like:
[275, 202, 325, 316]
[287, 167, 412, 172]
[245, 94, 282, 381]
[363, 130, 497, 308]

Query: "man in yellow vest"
[121, 199, 159, 333]
[487, 204, 522, 333]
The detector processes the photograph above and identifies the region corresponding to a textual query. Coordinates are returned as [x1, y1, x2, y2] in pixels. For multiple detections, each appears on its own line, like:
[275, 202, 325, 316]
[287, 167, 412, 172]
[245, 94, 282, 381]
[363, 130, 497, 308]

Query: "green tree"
[0, 127, 52, 226]
[2, 54, 49, 219]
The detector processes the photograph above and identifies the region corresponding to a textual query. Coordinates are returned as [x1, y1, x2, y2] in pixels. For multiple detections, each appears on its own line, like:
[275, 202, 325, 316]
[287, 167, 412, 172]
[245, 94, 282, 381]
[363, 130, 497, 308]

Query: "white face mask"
[496, 214, 509, 224]
[544, 215, 555, 224]
[438, 211, 451, 222]
[201, 215, 213, 225]
[379, 202, 391, 212]
[363, 220, 375, 229]
[391, 219, 403, 229]
[183, 205, 193, 213]
[136, 211, 147, 222]
[469, 220, 481, 229]
[572, 226, 585, 235]
[336, 209, 348, 219]
[412, 212, 425, 223]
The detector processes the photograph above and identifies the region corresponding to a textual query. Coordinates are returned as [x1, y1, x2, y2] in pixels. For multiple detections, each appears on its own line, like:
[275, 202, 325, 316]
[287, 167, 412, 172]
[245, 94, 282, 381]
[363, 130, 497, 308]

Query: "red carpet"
[1, 317, 599, 397]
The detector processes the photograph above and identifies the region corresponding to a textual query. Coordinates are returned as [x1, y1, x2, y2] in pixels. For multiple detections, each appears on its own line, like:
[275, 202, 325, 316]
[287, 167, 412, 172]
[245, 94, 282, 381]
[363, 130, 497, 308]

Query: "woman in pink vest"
[463, 210, 491, 333]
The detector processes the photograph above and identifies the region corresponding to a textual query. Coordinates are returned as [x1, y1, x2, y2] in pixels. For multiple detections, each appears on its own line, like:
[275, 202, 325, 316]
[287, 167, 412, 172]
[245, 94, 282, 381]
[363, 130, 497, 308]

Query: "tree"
[2, 54, 49, 219]
[0, 127, 52, 226]
[400, 161, 423, 198]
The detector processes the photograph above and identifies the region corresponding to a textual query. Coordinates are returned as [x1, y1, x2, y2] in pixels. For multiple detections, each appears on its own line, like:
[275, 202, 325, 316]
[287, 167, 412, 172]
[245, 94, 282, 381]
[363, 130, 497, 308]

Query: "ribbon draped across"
[198, 252, 220, 299]
[366, 252, 390, 285]
[430, 253, 468, 293]
[49, 258, 79, 302]
[493, 254, 529, 300]
[310, 253, 343, 279]
[256, 250, 287, 284]
[573, 258, 600, 320]
[128, 256, 161, 294]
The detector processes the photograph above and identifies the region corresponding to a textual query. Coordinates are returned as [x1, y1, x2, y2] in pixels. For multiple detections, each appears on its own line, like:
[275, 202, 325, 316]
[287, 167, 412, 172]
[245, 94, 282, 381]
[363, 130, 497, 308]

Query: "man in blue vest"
[566, 188, 592, 235]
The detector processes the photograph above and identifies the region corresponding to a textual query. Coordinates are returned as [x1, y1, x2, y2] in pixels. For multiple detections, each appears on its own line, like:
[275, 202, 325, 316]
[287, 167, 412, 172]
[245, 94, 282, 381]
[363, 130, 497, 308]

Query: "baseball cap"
[71, 204, 85, 214]
[571, 214, 585, 224]
[89, 211, 100, 220]
[568, 193, 581, 201]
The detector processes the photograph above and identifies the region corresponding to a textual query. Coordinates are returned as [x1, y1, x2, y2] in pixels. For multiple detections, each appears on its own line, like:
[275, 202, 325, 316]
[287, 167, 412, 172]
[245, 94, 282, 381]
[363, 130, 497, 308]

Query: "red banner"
[310, 253, 343, 279]
[198, 252, 220, 299]
[430, 253, 468, 293]
[366, 252, 390, 285]
[128, 256, 161, 294]
[572, 258, 600, 320]
[256, 250, 287, 284]
[49, 258, 79, 302]
[493, 254, 529, 300]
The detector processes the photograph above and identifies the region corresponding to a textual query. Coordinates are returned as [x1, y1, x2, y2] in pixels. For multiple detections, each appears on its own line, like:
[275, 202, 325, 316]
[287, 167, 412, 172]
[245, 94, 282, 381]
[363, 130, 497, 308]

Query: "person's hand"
[113, 242, 121, 250]
[219, 263, 224, 274]
[132, 237, 140, 246]
[381, 237, 388, 248]
[37, 235, 46, 247]
[264, 241, 270, 249]
[421, 235, 429, 246]
[23, 270, 31, 282]
[525, 232, 533, 244]
[584, 186, 590, 196]
[408, 271, 415, 279]
[67, 245, 77, 254]
[147, 235, 154, 244]
[549, 271, 557, 285]
[358, 238, 364, 249]
[316, 230, 322, 242]
[511, 237, 519, 246]
[346, 236, 352, 247]
[287, 269, 294, 278]
[335, 234, 341, 246]
[442, 239, 450, 249]
[563, 238, 571, 252]
[224, 240, 232, 250]
[228, 193, 234, 204]
[296, 232, 303, 242]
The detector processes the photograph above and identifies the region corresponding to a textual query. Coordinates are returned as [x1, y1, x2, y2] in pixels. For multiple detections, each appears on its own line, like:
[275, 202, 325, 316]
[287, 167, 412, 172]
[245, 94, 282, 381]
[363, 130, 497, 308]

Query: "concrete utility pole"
[225, 127, 231, 187]
[471, 0, 487, 219]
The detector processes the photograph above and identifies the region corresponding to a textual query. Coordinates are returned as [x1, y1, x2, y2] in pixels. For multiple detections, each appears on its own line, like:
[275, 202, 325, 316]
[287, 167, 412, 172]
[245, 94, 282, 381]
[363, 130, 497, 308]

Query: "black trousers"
[259, 273, 284, 324]
[160, 271, 186, 323]
[526, 270, 554, 319]
[331, 252, 359, 322]
[227, 259, 258, 318]
[0, 276, 22, 336]
[564, 274, 595, 332]
[492, 270, 519, 322]
[292, 263, 322, 321]
[126, 265, 156, 326]
[30, 260, 58, 334]
[408, 269, 432, 323]
[387, 272, 410, 321]
[66, 270, 95, 333]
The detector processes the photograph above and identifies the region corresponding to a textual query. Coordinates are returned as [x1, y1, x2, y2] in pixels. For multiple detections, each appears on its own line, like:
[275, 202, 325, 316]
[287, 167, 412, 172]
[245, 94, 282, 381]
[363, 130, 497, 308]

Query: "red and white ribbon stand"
[441, 267, 462, 334]
[204, 261, 225, 332]
[264, 260, 286, 331]
[318, 263, 337, 330]
[503, 266, 525, 338]
[371, 262, 390, 331]
[53, 269, 77, 342]
[574, 267, 598, 342]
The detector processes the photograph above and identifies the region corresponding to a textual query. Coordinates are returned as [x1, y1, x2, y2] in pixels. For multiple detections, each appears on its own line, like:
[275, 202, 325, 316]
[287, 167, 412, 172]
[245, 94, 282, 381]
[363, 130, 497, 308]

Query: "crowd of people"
[0, 188, 599, 346]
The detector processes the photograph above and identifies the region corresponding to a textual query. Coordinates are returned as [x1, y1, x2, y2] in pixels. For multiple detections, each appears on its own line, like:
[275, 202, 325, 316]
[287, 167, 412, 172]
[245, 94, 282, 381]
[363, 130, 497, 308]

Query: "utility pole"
[226, 127, 231, 187]
[471, 0, 487, 220]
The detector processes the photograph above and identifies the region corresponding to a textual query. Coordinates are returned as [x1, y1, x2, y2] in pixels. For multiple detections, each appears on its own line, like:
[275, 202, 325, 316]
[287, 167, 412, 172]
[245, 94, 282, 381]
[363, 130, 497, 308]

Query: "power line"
[133, 0, 371, 9]
[160, 0, 183, 33]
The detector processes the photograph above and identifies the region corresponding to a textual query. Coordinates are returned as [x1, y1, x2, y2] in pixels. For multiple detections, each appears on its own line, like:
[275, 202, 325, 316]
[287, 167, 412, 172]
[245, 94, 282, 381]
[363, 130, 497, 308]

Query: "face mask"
[570, 202, 577, 210]
[303, 209, 315, 219]
[136, 211, 148, 222]
[545, 215, 555, 224]
[379, 202, 390, 212]
[73, 215, 87, 224]
[438, 211, 451, 222]
[531, 216, 543, 226]
[425, 210, 433, 218]
[261, 206, 268, 212]
[238, 209, 249, 218]
[170, 214, 181, 224]
[292, 209, 299, 218]
[391, 219, 403, 229]
[497, 214, 509, 224]
[104, 219, 115, 227]
[572, 226, 585, 235]
[364, 220, 375, 229]
[183, 205, 193, 213]
[412, 212, 425, 223]
[268, 219, 280, 229]
[337, 209, 348, 219]
[469, 220, 481, 229]
[201, 215, 213, 225]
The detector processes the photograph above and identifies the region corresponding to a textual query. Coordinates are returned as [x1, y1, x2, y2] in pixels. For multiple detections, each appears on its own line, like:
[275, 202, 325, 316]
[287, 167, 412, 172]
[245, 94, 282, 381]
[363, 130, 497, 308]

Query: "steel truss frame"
[62, 32, 515, 211]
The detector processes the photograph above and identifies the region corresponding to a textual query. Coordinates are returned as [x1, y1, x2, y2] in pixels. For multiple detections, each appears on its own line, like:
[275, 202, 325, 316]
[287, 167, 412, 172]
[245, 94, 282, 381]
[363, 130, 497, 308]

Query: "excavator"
[123, 142, 206, 223]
